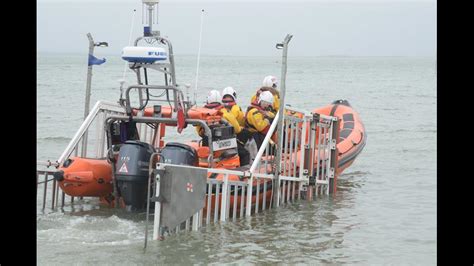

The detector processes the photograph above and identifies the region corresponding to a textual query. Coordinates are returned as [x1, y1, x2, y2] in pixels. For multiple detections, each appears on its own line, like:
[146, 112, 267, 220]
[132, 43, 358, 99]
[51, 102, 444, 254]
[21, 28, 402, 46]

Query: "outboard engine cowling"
[115, 140, 155, 212]
[160, 142, 198, 166]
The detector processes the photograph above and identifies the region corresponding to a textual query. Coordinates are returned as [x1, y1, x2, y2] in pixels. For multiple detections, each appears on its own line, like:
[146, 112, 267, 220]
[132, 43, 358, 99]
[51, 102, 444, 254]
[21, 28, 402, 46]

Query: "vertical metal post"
[289, 121, 295, 175]
[245, 176, 253, 217]
[283, 122, 290, 175]
[262, 180, 267, 210]
[199, 209, 203, 228]
[51, 179, 57, 209]
[185, 218, 190, 231]
[226, 182, 231, 220]
[299, 117, 308, 179]
[287, 180, 291, 203]
[232, 185, 238, 220]
[152, 170, 161, 240]
[315, 122, 323, 196]
[281, 180, 286, 205]
[255, 179, 260, 213]
[273, 34, 293, 208]
[148, 4, 154, 31]
[293, 124, 299, 176]
[81, 33, 95, 158]
[214, 182, 220, 222]
[220, 175, 228, 222]
[61, 191, 65, 208]
[206, 183, 212, 225]
[329, 118, 340, 194]
[55, 180, 60, 208]
[42, 173, 48, 210]
[192, 211, 199, 231]
[291, 181, 296, 202]
[322, 124, 328, 194]
[240, 185, 245, 218]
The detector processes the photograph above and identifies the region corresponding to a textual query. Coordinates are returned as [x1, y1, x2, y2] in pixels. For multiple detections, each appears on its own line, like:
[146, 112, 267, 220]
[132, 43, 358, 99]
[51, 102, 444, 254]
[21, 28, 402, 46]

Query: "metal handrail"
[124, 84, 189, 115]
[249, 111, 280, 173]
[56, 100, 125, 166]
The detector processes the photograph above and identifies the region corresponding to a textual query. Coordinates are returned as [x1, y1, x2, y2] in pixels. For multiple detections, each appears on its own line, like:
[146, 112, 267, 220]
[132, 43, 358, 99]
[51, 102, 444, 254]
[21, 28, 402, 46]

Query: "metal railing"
[150, 107, 340, 241]
[36, 98, 216, 211]
[303, 110, 340, 198]
[150, 165, 266, 240]
[57, 100, 126, 164]
[36, 100, 127, 210]
[124, 85, 192, 115]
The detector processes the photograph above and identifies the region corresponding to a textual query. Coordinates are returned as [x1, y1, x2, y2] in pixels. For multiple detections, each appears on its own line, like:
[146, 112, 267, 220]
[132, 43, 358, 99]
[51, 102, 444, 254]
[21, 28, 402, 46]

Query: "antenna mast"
[194, 9, 205, 106]
[118, 9, 137, 105]
[142, 0, 160, 36]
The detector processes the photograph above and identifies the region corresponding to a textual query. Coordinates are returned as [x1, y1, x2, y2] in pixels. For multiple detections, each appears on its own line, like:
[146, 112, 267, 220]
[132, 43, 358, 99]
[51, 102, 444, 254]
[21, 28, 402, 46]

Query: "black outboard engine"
[115, 140, 155, 212]
[160, 142, 198, 166]
[332, 99, 351, 107]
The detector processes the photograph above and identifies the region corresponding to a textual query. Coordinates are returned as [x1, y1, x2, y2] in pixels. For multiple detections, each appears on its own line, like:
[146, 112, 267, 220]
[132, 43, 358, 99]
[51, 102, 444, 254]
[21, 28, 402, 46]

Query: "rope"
[194, 9, 205, 106]
[120, 9, 137, 99]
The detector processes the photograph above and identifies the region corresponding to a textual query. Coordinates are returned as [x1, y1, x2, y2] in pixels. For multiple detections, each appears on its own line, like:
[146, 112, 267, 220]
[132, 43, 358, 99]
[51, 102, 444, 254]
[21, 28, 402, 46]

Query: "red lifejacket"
[204, 102, 223, 110]
[222, 100, 236, 109]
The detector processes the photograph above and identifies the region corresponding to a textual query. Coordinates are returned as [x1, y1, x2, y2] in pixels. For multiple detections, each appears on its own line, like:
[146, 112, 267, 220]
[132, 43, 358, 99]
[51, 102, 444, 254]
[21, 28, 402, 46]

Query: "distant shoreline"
[36, 52, 436, 58]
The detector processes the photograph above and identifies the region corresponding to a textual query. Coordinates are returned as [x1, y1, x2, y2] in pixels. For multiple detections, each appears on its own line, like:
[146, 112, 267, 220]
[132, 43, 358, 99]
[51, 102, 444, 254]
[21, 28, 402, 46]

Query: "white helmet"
[262, 75, 278, 88]
[207, 90, 222, 104]
[222, 86, 237, 101]
[258, 91, 274, 105]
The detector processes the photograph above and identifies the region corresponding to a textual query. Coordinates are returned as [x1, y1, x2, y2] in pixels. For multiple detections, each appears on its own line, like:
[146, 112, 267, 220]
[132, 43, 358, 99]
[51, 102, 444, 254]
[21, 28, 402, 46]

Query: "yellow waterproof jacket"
[225, 104, 245, 127]
[250, 88, 280, 112]
[245, 106, 274, 134]
[221, 108, 242, 134]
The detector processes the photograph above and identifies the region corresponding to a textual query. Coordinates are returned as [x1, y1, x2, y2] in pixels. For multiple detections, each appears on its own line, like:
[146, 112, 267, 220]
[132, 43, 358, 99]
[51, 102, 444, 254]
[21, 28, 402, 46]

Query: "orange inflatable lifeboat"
[54, 157, 113, 197]
[313, 99, 366, 174]
[280, 100, 366, 180]
[55, 100, 365, 205]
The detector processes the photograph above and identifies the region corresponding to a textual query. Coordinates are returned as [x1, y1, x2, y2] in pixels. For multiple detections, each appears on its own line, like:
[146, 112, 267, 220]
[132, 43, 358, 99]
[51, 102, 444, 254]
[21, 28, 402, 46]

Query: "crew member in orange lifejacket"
[196, 90, 250, 165]
[221, 87, 251, 165]
[250, 75, 280, 113]
[245, 90, 276, 150]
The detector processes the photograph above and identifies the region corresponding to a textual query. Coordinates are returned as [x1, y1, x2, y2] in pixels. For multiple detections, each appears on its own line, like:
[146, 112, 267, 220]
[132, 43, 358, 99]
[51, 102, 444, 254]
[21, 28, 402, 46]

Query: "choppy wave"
[37, 213, 145, 244]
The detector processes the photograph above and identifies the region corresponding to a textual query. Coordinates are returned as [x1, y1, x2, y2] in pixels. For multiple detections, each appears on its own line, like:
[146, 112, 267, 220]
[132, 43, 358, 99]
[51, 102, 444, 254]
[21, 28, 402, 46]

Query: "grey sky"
[37, 0, 436, 56]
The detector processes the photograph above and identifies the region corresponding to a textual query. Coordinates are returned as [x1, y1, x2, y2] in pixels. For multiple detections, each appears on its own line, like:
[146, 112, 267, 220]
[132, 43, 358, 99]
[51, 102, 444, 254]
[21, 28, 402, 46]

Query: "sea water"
[37, 53, 436, 264]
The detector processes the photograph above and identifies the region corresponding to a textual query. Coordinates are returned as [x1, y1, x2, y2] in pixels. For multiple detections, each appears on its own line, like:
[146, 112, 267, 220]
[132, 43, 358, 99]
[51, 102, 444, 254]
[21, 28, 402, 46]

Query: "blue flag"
[88, 54, 106, 66]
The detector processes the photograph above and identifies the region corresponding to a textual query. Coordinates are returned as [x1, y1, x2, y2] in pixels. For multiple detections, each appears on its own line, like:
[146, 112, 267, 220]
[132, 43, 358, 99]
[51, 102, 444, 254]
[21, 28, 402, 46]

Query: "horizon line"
[37, 51, 436, 58]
